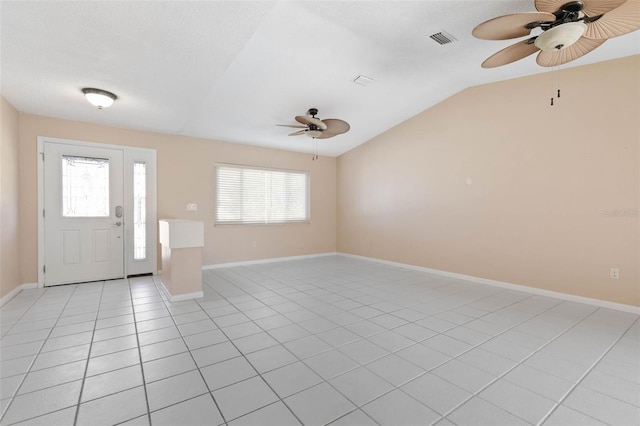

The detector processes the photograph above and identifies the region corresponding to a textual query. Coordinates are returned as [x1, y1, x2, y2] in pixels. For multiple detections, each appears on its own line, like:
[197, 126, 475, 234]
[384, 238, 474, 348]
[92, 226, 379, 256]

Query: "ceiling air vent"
[429, 31, 457, 45]
[353, 75, 374, 86]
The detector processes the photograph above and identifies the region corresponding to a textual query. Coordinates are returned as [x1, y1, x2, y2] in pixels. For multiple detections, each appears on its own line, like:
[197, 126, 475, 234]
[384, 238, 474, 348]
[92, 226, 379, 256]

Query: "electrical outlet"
[186, 203, 197, 211]
[610, 268, 620, 279]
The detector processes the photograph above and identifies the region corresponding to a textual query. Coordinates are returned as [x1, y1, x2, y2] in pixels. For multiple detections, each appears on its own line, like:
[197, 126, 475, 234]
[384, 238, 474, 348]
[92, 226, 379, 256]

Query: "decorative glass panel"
[62, 155, 109, 217]
[133, 162, 147, 260]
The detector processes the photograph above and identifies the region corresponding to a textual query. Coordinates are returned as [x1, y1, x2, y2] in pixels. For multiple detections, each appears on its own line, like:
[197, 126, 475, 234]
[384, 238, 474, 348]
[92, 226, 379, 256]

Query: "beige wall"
[9, 56, 639, 307]
[338, 55, 640, 306]
[18, 115, 337, 285]
[1, 96, 21, 299]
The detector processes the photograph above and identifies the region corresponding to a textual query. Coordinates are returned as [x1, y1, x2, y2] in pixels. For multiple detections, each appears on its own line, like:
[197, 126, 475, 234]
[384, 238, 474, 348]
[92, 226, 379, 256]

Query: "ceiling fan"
[473, 0, 640, 68]
[277, 108, 350, 139]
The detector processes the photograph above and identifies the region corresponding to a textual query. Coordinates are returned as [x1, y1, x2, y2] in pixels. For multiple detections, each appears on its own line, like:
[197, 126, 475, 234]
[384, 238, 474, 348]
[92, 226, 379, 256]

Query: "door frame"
[37, 136, 158, 287]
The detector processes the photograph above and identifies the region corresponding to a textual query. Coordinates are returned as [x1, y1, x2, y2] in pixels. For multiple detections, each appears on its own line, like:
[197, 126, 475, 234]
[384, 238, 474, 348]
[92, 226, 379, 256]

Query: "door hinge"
[41, 152, 44, 161]
[43, 209, 45, 218]
[43, 265, 46, 273]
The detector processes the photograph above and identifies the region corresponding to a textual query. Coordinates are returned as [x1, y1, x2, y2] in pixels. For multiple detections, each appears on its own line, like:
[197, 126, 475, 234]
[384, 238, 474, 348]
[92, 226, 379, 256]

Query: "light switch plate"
[186, 203, 197, 211]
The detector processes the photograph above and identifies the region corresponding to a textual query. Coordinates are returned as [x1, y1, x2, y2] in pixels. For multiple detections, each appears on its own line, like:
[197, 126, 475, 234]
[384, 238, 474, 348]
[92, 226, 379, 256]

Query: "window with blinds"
[215, 164, 310, 225]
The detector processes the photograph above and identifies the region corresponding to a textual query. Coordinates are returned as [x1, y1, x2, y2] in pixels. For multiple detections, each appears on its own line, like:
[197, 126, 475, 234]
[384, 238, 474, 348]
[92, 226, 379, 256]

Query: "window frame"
[214, 163, 310, 226]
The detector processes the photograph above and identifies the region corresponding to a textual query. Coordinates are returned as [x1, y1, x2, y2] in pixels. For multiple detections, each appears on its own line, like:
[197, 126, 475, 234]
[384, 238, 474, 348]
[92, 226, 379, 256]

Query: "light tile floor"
[0, 256, 638, 425]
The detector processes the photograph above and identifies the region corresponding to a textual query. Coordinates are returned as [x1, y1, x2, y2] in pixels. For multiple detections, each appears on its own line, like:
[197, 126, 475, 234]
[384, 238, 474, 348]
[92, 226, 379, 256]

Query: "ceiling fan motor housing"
[561, 1, 584, 14]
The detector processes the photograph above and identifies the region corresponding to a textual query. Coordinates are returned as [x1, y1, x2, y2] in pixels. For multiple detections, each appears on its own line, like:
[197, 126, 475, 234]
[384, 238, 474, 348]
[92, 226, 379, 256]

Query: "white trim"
[0, 283, 39, 307]
[37, 139, 44, 288]
[203, 252, 338, 270]
[154, 276, 203, 302]
[338, 253, 640, 314]
[167, 291, 204, 302]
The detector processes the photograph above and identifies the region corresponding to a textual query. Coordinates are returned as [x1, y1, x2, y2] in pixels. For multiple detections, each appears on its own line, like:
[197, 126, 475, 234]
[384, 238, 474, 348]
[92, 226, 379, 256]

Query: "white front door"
[44, 142, 125, 285]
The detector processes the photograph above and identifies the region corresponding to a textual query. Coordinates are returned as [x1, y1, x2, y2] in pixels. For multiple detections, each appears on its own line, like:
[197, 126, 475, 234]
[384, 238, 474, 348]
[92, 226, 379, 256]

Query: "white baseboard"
[338, 253, 640, 315]
[167, 291, 204, 302]
[0, 283, 39, 307]
[202, 252, 338, 270]
[154, 276, 203, 303]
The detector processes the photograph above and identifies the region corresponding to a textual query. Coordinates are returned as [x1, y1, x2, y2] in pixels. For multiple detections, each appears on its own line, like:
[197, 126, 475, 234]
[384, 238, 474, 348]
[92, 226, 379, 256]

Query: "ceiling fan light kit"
[534, 21, 587, 50]
[306, 129, 323, 138]
[473, 0, 640, 68]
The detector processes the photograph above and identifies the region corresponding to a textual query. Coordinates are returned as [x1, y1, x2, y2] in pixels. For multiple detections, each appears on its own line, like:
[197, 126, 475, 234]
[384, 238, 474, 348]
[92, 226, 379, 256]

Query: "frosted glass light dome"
[82, 88, 117, 109]
[534, 22, 587, 51]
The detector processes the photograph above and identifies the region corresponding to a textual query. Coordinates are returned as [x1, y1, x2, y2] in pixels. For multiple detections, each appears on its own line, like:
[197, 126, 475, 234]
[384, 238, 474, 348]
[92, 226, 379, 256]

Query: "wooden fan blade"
[276, 124, 306, 129]
[321, 119, 350, 135]
[481, 39, 539, 68]
[535, 0, 567, 12]
[536, 0, 626, 14]
[473, 13, 556, 40]
[583, 0, 640, 39]
[288, 130, 306, 136]
[315, 132, 336, 139]
[295, 115, 327, 130]
[584, 0, 628, 16]
[536, 37, 606, 66]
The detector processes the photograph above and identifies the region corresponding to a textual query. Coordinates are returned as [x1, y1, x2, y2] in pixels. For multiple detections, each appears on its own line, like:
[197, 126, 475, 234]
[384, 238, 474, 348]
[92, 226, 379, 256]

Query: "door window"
[133, 161, 147, 260]
[61, 155, 110, 217]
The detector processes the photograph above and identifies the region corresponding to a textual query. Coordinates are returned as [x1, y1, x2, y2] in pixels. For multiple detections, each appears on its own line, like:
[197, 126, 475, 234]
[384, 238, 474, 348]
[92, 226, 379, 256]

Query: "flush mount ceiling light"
[81, 88, 117, 109]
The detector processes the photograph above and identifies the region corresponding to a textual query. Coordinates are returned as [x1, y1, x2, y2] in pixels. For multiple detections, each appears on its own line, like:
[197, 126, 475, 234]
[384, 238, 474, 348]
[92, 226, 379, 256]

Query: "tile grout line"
[437, 304, 626, 425]
[148, 276, 309, 423]
[202, 267, 525, 414]
[210, 261, 623, 426]
[192, 291, 307, 426]
[299, 291, 550, 425]
[535, 315, 640, 426]
[72, 282, 107, 426]
[0, 285, 84, 424]
[147, 276, 229, 426]
[4, 258, 636, 426]
[0, 289, 50, 338]
[198, 267, 545, 425]
[201, 269, 381, 425]
[128, 277, 161, 426]
[208, 262, 514, 420]
[318, 292, 555, 426]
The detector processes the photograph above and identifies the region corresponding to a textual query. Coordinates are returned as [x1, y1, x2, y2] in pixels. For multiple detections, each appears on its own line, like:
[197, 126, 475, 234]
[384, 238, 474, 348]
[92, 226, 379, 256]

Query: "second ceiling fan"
[277, 108, 350, 139]
[473, 0, 640, 68]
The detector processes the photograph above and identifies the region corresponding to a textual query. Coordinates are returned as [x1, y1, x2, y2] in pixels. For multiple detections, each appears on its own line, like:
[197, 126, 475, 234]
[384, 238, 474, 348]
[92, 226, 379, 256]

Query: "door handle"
[111, 221, 122, 227]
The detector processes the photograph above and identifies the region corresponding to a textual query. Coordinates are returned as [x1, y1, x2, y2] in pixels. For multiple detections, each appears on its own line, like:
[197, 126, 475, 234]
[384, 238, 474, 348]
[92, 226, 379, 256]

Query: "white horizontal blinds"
[268, 169, 308, 222]
[216, 164, 309, 224]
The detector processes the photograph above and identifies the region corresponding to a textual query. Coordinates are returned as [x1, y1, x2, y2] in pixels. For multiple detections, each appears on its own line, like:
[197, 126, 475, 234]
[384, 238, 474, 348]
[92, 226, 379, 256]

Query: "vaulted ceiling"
[2, 1, 638, 156]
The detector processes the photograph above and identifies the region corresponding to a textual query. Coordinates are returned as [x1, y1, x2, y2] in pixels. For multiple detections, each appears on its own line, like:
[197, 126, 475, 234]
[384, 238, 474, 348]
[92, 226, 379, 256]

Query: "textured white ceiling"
[2, 1, 639, 157]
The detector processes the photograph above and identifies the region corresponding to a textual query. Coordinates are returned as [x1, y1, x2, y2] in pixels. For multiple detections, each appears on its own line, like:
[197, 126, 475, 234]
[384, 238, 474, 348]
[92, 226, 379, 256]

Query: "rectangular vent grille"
[429, 31, 457, 45]
[353, 75, 374, 86]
